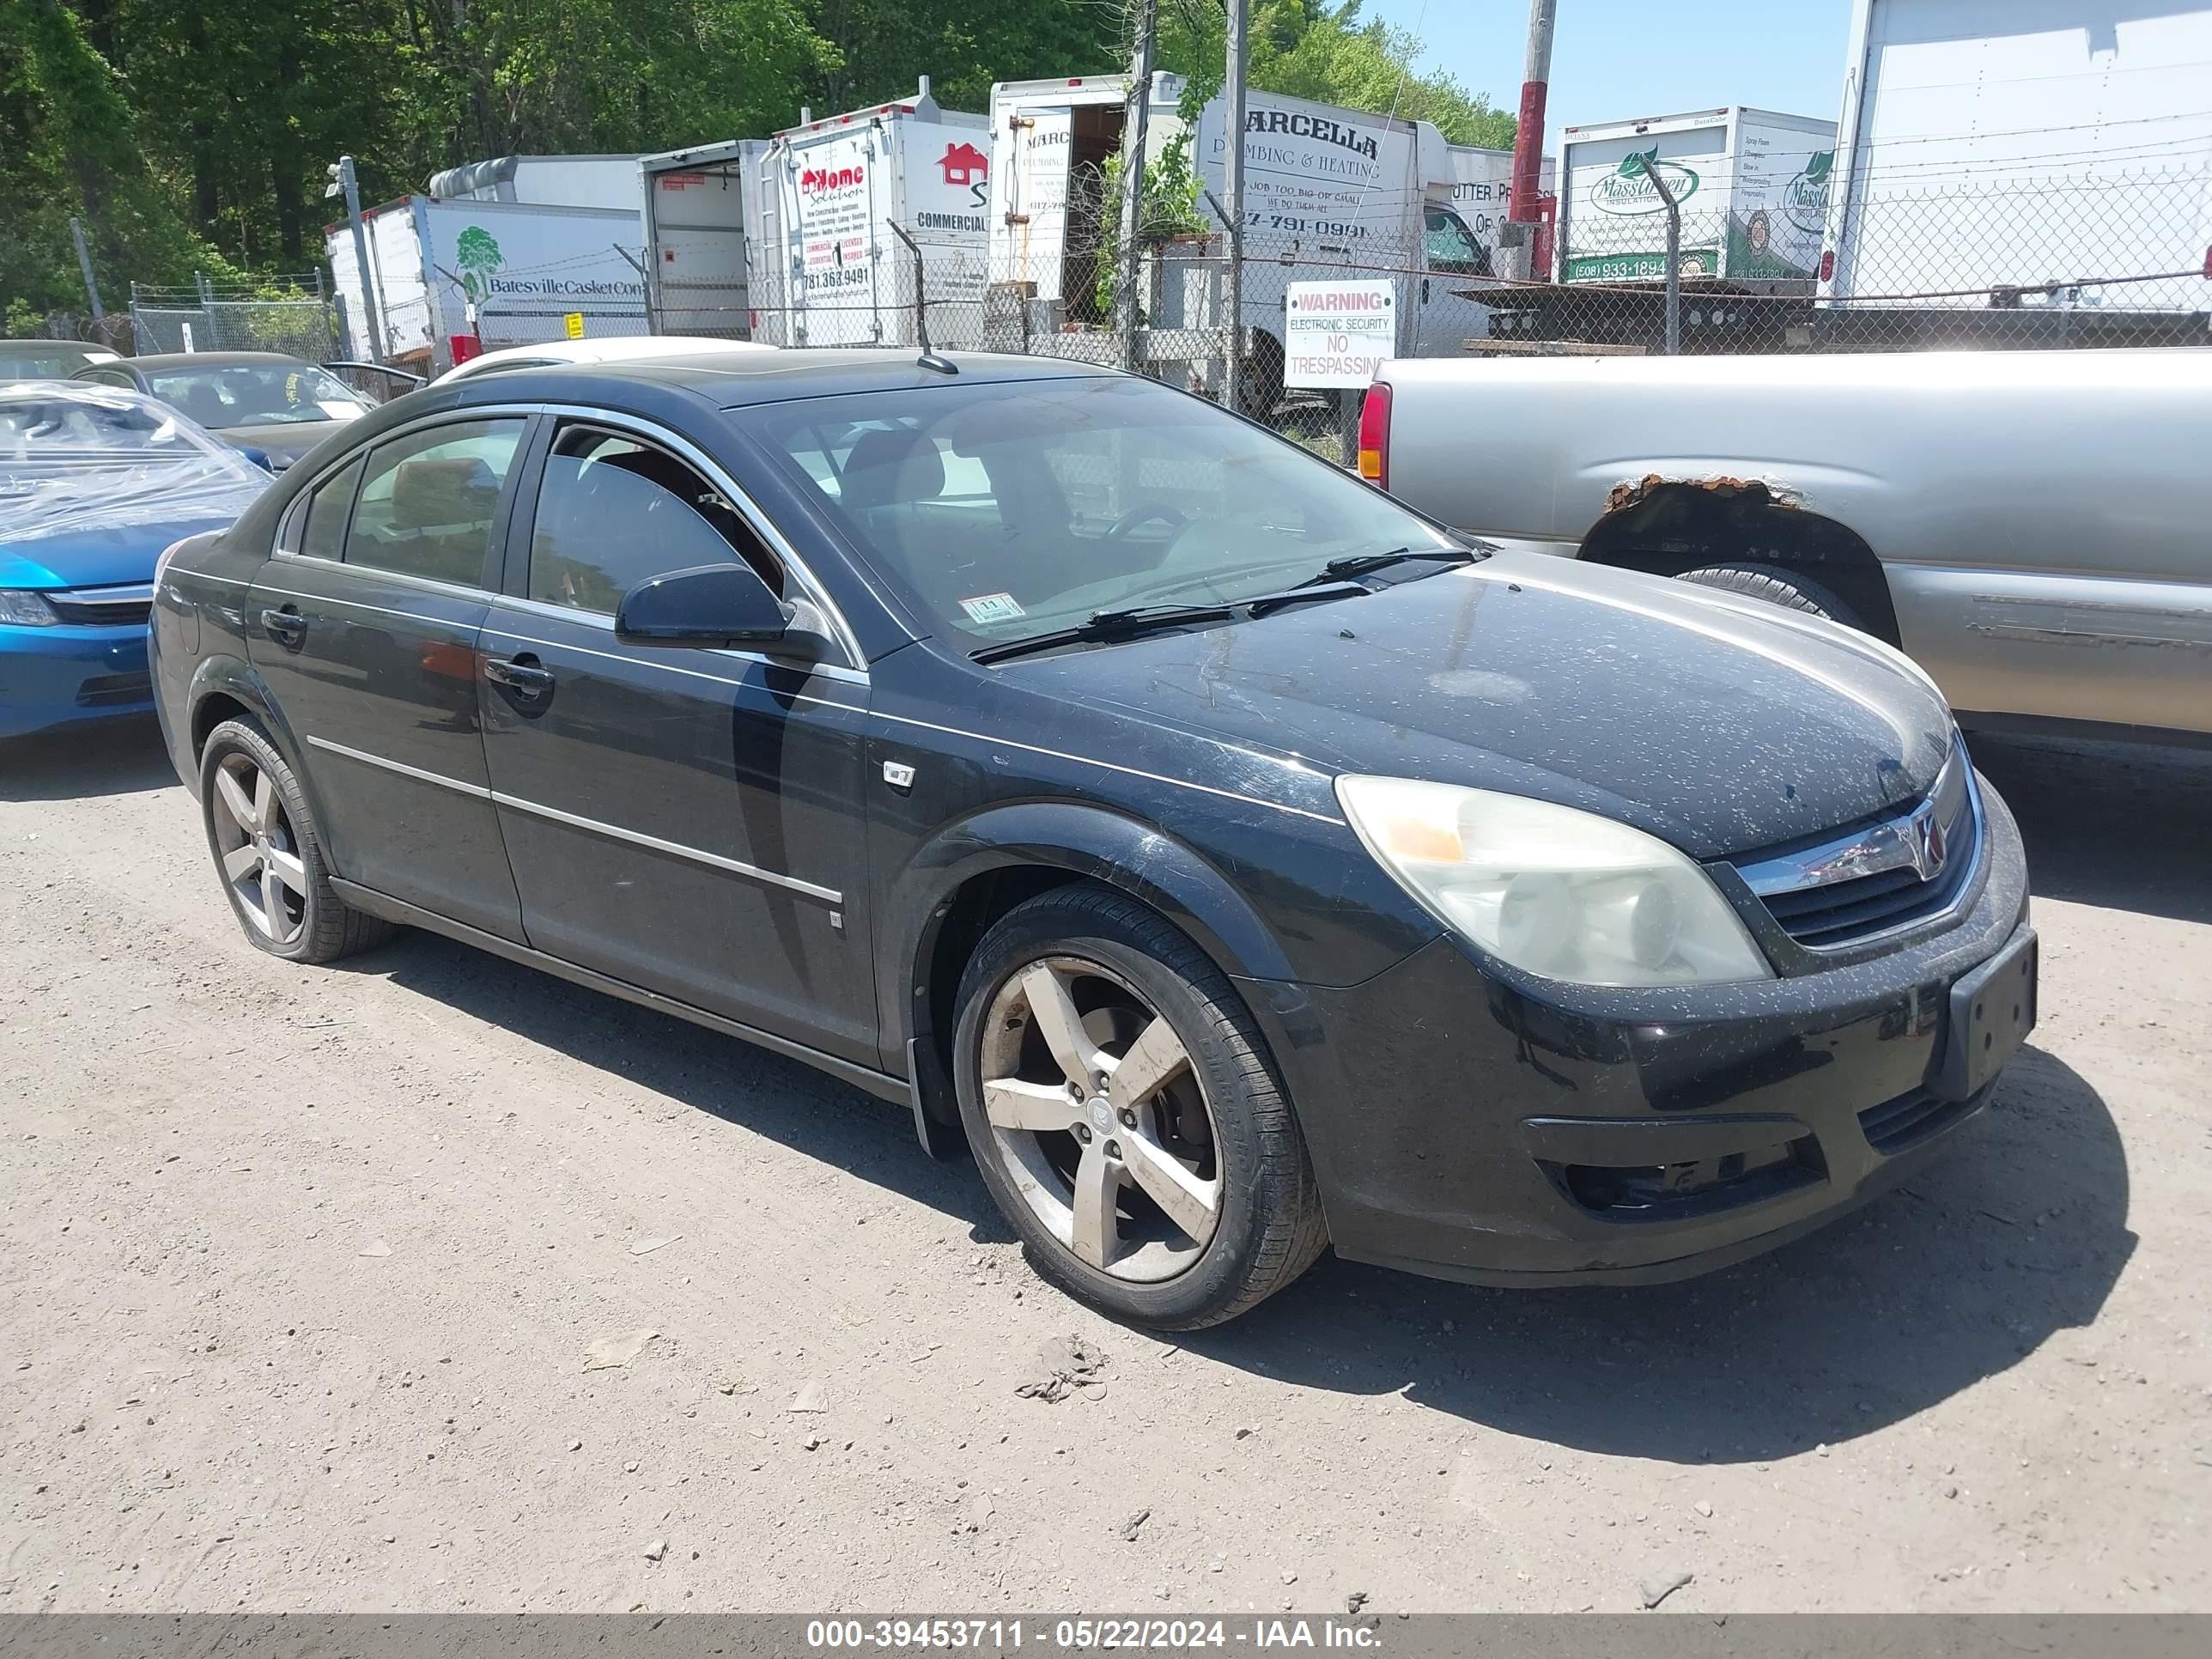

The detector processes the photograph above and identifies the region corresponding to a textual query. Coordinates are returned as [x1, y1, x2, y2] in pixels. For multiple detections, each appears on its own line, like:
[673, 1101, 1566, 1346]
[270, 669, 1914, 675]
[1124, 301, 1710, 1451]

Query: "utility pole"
[325, 155, 386, 364]
[1640, 156, 1683, 355]
[1222, 0, 1248, 413]
[69, 218, 105, 323]
[1113, 0, 1158, 372]
[1508, 0, 1558, 272]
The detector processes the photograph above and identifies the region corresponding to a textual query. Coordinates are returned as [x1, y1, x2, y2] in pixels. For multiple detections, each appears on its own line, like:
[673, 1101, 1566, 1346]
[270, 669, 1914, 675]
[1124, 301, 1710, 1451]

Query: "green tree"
[1154, 0, 1515, 149]
[1, 0, 241, 325]
[802, 0, 1124, 114]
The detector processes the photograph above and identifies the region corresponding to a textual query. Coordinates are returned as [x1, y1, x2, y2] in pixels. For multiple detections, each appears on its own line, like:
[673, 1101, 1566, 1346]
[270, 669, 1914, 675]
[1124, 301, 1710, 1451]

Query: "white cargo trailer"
[638, 138, 769, 337]
[1558, 106, 1837, 288]
[1819, 0, 2212, 311]
[748, 81, 989, 348]
[986, 73, 1189, 314]
[327, 194, 646, 373]
[425, 154, 647, 215]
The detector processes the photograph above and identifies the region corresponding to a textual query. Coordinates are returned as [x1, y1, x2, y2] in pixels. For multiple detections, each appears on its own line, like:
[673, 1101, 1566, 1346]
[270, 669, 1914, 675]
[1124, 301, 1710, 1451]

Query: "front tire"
[952, 884, 1327, 1329]
[198, 718, 391, 963]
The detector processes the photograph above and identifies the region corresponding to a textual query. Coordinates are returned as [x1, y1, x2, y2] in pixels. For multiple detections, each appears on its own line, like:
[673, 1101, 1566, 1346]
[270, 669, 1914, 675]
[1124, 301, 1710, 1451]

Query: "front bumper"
[1246, 775, 2034, 1286]
[0, 622, 153, 739]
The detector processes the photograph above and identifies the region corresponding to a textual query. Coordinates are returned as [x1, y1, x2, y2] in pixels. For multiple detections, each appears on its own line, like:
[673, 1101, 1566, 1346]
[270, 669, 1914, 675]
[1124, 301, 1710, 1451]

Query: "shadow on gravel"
[1192, 1045, 2130, 1462]
[0, 715, 177, 802]
[347, 928, 1008, 1235]
[1971, 732, 2212, 926]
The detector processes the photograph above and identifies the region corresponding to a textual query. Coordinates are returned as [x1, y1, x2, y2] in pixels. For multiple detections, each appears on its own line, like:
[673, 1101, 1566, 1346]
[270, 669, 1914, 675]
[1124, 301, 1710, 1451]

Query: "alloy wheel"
[977, 955, 1223, 1282]
[210, 752, 308, 946]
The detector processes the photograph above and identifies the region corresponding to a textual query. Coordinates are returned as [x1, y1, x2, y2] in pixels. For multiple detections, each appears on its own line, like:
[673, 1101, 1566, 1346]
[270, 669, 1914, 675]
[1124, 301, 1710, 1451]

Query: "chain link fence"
[126, 275, 338, 359]
[408, 168, 2212, 465]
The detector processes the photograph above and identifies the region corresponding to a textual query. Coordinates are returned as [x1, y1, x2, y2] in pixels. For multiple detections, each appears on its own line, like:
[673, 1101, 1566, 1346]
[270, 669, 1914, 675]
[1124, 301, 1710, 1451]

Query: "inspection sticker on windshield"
[960, 592, 1025, 625]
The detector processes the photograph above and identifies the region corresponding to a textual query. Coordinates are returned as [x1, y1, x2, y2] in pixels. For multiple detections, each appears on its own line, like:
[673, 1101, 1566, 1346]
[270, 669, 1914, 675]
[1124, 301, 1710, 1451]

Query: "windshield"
[0, 385, 270, 545]
[143, 362, 370, 428]
[741, 374, 1455, 652]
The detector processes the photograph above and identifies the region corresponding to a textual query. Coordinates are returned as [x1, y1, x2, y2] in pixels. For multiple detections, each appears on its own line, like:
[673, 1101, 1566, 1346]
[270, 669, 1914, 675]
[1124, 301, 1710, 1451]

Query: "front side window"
[526, 425, 781, 615]
[1424, 206, 1489, 275]
[740, 375, 1454, 651]
[345, 418, 525, 586]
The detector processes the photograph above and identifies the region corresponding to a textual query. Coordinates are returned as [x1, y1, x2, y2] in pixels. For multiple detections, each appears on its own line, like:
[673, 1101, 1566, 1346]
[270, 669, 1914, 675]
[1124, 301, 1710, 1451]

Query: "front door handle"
[259, 605, 307, 647]
[483, 655, 556, 694]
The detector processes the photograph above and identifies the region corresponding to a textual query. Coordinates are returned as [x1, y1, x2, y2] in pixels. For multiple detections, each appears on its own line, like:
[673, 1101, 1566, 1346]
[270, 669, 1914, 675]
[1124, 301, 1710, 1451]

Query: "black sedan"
[148, 349, 2037, 1329]
[76, 350, 374, 470]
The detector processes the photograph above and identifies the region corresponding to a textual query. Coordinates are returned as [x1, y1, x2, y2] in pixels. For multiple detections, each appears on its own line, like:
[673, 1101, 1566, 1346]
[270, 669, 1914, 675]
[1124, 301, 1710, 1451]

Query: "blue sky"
[1365, 0, 1855, 150]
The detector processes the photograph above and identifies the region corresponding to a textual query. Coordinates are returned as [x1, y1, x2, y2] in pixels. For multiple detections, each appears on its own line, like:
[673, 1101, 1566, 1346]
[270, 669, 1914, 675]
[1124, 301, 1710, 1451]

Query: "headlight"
[0, 589, 59, 626]
[1336, 775, 1774, 988]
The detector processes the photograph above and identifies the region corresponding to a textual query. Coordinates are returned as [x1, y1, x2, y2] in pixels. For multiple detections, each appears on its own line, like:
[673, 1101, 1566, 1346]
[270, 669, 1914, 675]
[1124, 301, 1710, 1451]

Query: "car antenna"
[888, 221, 957, 375]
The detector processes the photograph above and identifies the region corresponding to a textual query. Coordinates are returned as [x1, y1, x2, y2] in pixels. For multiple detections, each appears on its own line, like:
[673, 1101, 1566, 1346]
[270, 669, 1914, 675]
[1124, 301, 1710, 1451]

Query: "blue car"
[2, 383, 270, 740]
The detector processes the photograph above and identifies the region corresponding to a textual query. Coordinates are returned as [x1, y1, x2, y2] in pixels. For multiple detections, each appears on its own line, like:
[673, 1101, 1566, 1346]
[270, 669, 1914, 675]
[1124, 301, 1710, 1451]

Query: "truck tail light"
[1818, 250, 1835, 283]
[1357, 381, 1391, 489]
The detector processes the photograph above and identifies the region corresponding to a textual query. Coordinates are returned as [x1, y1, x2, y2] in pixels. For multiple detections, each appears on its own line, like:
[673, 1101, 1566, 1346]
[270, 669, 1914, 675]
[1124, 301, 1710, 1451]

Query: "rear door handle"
[259, 605, 307, 647]
[483, 655, 555, 694]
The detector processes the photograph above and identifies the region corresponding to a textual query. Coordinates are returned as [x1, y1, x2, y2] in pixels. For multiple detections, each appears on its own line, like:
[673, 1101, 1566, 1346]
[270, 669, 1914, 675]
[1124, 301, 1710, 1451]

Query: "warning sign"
[1284, 279, 1397, 390]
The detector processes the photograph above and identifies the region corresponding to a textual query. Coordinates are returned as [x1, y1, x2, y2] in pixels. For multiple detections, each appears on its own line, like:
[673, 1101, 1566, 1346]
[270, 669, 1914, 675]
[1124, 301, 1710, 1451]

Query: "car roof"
[0, 338, 106, 353]
[438, 334, 772, 382]
[463, 348, 1122, 410]
[118, 351, 319, 372]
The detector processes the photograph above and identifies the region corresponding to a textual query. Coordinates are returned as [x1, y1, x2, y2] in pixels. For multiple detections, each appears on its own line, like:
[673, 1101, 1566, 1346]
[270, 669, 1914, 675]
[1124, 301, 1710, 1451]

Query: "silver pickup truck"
[1365, 349, 2210, 744]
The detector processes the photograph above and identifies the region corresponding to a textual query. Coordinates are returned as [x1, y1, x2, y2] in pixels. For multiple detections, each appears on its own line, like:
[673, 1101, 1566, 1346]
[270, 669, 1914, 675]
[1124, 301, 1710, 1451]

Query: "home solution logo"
[1590, 148, 1700, 216]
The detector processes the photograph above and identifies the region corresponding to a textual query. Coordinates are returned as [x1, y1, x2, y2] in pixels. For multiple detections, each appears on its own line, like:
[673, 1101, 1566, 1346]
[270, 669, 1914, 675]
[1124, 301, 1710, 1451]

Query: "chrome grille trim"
[1732, 741, 1985, 953]
[1737, 744, 1972, 899]
[43, 580, 156, 625]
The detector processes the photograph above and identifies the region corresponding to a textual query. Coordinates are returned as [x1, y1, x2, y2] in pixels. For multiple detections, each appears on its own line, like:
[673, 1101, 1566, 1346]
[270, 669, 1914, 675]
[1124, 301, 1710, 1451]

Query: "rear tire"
[198, 718, 392, 964]
[1676, 562, 1865, 630]
[952, 883, 1327, 1330]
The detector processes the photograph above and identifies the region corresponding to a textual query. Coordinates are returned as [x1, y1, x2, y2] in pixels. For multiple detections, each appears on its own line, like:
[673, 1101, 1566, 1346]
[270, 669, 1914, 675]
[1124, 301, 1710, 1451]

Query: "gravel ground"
[2, 720, 2206, 1614]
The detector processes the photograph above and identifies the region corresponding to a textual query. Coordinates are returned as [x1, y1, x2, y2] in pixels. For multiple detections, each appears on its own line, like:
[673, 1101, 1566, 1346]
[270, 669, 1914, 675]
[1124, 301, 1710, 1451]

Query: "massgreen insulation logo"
[454, 226, 505, 301]
[1785, 150, 1835, 234]
[1589, 147, 1701, 215]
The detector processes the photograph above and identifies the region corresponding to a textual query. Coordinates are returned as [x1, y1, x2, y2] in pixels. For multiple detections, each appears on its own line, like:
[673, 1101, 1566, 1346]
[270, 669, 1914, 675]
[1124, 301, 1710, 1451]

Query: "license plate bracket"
[1930, 927, 2039, 1102]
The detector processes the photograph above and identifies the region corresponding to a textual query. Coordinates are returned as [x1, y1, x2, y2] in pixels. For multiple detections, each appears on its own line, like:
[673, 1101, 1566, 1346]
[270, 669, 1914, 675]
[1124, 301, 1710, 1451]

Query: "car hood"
[1002, 553, 1957, 860]
[211, 420, 349, 461]
[1, 509, 253, 590]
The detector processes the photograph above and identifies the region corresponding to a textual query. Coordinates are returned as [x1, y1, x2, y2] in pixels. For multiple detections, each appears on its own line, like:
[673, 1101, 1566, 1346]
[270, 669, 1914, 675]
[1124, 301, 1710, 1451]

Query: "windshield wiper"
[1295, 546, 1481, 586]
[969, 601, 1237, 665]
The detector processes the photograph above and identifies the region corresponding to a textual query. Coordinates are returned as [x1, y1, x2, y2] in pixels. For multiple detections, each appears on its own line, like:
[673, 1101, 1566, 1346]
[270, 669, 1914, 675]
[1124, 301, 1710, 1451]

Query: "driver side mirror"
[615, 562, 830, 659]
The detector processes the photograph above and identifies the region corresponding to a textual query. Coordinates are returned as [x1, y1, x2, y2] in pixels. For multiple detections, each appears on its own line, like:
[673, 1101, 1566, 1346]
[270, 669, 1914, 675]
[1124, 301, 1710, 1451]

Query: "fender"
[182, 654, 333, 838]
[880, 799, 1305, 1074]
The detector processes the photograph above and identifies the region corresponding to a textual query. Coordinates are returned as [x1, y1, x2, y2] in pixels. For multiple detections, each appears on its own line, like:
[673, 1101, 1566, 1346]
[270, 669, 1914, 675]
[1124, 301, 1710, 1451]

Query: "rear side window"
[344, 418, 525, 586]
[298, 456, 363, 562]
[526, 425, 781, 615]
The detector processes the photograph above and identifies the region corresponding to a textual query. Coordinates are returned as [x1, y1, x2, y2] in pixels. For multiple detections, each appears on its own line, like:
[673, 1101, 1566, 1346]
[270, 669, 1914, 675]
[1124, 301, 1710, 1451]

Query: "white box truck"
[1818, 0, 2212, 317]
[328, 193, 647, 374]
[987, 77, 1498, 397]
[1558, 106, 1837, 288]
[1447, 143, 1555, 282]
[638, 138, 769, 337]
[748, 81, 991, 348]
